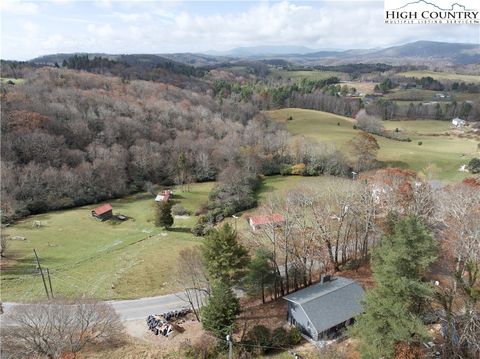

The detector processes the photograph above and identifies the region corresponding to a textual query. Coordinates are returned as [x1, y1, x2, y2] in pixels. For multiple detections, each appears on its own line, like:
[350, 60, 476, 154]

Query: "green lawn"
[396, 70, 480, 83]
[268, 108, 478, 182]
[1, 183, 213, 301]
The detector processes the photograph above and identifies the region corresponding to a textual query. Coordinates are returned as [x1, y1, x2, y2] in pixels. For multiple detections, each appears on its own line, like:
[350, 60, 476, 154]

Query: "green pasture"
[396, 70, 480, 83]
[268, 108, 478, 182]
[269, 69, 345, 82]
[1, 183, 213, 301]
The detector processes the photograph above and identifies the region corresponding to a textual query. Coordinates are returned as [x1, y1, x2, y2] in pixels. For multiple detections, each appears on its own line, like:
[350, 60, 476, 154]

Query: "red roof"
[249, 214, 285, 226]
[93, 203, 113, 216]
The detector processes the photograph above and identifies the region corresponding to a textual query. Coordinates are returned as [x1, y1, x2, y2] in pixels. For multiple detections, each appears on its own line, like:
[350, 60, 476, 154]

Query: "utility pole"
[232, 215, 239, 232]
[46, 268, 54, 299]
[33, 249, 50, 299]
[226, 334, 233, 359]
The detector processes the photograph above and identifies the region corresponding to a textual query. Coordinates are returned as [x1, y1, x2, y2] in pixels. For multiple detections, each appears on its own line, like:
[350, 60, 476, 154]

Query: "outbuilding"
[155, 190, 172, 202]
[284, 276, 364, 341]
[248, 214, 285, 231]
[92, 203, 113, 221]
[451, 118, 466, 127]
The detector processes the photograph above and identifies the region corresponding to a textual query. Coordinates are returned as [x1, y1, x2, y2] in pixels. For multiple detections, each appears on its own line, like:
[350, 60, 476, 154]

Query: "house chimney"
[321, 274, 331, 284]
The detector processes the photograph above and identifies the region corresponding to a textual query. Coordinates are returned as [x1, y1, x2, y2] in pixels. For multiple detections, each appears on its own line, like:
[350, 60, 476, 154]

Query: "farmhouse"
[155, 190, 172, 202]
[284, 276, 364, 341]
[91, 203, 113, 221]
[451, 118, 466, 127]
[248, 213, 285, 231]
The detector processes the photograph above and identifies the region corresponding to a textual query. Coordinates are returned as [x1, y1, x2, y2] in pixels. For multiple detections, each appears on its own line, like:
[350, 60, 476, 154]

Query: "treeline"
[368, 98, 476, 121]
[60, 54, 207, 90]
[0, 68, 288, 222]
[214, 76, 361, 117]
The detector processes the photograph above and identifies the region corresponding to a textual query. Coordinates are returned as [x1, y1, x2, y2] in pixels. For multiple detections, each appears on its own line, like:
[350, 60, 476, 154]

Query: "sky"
[1, 0, 479, 60]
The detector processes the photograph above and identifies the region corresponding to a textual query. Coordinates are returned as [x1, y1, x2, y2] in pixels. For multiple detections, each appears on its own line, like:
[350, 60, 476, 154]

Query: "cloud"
[87, 23, 114, 38]
[0, 0, 39, 15]
[1, 0, 478, 60]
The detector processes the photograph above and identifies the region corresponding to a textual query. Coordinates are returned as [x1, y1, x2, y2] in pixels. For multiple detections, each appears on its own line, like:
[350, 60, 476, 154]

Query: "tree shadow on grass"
[167, 227, 191, 234]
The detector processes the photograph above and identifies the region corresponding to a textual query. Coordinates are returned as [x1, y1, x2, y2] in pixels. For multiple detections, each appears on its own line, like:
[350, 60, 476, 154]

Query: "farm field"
[382, 119, 452, 134]
[2, 175, 349, 301]
[396, 70, 480, 83]
[384, 89, 440, 101]
[342, 81, 377, 94]
[1, 182, 213, 301]
[270, 69, 345, 81]
[268, 108, 478, 182]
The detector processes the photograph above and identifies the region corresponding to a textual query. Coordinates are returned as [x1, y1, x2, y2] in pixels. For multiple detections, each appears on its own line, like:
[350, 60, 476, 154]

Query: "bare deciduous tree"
[176, 247, 210, 321]
[0, 235, 8, 258]
[1, 299, 124, 359]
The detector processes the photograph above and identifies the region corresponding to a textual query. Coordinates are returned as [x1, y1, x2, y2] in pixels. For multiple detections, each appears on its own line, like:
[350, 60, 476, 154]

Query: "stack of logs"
[146, 308, 191, 336]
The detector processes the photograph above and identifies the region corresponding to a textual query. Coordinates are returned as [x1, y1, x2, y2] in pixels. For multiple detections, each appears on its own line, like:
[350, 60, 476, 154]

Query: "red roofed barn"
[92, 203, 113, 221]
[248, 214, 285, 231]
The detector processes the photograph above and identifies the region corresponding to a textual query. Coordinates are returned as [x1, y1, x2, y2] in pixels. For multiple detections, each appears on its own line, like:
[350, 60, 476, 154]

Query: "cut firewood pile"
[146, 308, 191, 337]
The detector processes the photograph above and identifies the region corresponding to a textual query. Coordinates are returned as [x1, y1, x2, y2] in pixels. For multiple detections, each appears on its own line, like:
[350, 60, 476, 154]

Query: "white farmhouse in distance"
[451, 118, 466, 127]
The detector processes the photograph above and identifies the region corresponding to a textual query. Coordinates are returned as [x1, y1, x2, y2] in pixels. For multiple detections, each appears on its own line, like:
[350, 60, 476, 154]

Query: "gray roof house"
[283, 276, 364, 341]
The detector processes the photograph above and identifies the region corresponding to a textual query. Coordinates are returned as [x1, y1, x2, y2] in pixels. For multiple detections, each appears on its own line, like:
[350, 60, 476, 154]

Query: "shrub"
[182, 334, 219, 359]
[194, 202, 209, 216]
[246, 325, 271, 354]
[172, 204, 191, 216]
[406, 138, 412, 142]
[342, 258, 362, 270]
[467, 157, 480, 174]
[271, 327, 289, 347]
[280, 164, 292, 176]
[191, 222, 207, 237]
[418, 141, 422, 146]
[353, 125, 357, 130]
[288, 327, 303, 345]
[290, 163, 306, 175]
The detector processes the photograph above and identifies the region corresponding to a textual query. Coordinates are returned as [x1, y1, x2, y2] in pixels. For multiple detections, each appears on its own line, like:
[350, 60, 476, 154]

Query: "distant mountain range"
[208, 45, 318, 56]
[31, 41, 480, 67]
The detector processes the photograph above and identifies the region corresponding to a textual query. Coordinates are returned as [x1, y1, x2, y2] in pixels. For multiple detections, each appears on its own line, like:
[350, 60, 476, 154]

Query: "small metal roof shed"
[284, 276, 364, 335]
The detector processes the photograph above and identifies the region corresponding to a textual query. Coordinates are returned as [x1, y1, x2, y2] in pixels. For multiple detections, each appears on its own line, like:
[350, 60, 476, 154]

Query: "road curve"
[1, 292, 192, 324]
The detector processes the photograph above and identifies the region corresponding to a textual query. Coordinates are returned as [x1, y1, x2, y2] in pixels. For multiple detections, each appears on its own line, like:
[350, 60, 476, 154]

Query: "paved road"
[1, 292, 192, 323]
[107, 292, 191, 321]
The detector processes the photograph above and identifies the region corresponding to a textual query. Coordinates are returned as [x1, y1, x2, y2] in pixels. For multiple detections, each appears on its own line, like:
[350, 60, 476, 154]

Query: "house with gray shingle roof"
[283, 276, 364, 341]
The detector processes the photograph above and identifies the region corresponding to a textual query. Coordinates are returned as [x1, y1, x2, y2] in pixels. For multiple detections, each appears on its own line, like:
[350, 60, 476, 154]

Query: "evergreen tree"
[351, 216, 437, 358]
[243, 249, 275, 303]
[155, 201, 173, 229]
[201, 281, 240, 338]
[202, 223, 249, 285]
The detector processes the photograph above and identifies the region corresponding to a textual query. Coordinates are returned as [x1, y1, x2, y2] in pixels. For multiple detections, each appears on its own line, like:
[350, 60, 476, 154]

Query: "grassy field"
[384, 89, 440, 101]
[383, 120, 452, 134]
[270, 69, 345, 81]
[396, 70, 480, 83]
[342, 81, 377, 94]
[268, 108, 478, 182]
[2, 175, 348, 301]
[1, 183, 213, 301]
[0, 78, 25, 85]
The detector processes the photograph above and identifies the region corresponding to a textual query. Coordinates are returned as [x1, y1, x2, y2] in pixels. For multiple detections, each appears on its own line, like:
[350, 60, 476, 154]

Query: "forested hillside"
[0, 68, 289, 222]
